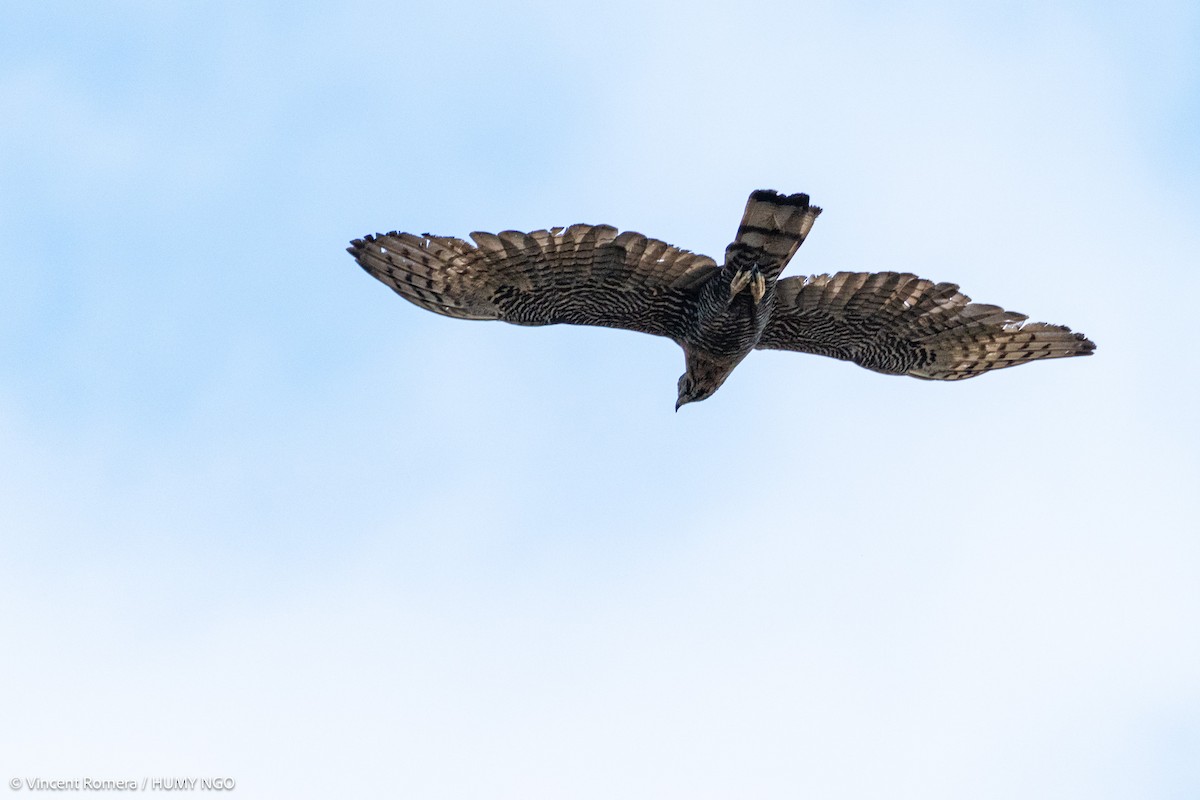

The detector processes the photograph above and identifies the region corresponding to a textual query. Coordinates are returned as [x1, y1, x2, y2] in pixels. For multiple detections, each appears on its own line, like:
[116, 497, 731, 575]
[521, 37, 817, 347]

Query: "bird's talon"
[750, 271, 766, 304]
[729, 269, 751, 296]
[731, 264, 766, 305]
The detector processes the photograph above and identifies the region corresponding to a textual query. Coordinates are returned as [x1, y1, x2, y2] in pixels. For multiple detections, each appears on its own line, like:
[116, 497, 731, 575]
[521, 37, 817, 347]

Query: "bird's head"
[676, 375, 714, 411]
[675, 360, 732, 411]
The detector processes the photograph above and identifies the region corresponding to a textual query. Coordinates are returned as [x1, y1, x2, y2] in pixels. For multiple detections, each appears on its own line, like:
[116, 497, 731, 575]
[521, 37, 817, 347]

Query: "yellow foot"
[729, 268, 752, 297]
[730, 264, 766, 304]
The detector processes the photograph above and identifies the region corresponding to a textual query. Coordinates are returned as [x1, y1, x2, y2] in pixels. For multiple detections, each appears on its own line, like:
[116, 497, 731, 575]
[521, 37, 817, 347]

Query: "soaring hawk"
[348, 190, 1095, 409]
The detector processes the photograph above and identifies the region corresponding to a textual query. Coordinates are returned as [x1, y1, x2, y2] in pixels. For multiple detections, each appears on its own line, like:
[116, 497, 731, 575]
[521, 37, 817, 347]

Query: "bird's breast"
[686, 294, 772, 360]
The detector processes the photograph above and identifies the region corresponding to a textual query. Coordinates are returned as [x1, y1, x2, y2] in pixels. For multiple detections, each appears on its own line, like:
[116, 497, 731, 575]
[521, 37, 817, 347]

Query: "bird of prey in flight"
[348, 190, 1095, 409]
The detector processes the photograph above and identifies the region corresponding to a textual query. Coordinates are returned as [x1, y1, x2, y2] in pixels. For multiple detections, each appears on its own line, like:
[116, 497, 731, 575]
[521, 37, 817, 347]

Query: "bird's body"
[349, 190, 1095, 408]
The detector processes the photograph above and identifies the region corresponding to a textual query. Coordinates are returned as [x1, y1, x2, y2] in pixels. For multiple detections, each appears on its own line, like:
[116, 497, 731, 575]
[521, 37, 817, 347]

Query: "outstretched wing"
[758, 272, 1095, 380]
[348, 225, 718, 340]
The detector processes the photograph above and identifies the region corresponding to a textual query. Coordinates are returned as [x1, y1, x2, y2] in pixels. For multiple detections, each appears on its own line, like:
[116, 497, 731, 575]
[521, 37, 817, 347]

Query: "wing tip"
[347, 235, 374, 262]
[1075, 331, 1097, 354]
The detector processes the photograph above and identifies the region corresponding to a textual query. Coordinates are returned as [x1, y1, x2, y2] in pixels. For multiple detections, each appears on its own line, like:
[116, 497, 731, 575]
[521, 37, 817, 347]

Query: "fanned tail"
[726, 190, 822, 280]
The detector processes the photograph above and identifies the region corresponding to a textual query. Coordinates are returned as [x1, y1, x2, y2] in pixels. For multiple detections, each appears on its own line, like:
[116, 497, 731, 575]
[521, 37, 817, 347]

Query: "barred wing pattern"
[758, 272, 1096, 380]
[349, 225, 718, 340]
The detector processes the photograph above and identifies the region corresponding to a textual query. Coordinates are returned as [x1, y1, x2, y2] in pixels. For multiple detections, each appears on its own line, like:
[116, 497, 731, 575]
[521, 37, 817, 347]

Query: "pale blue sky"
[1, 1, 1197, 797]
